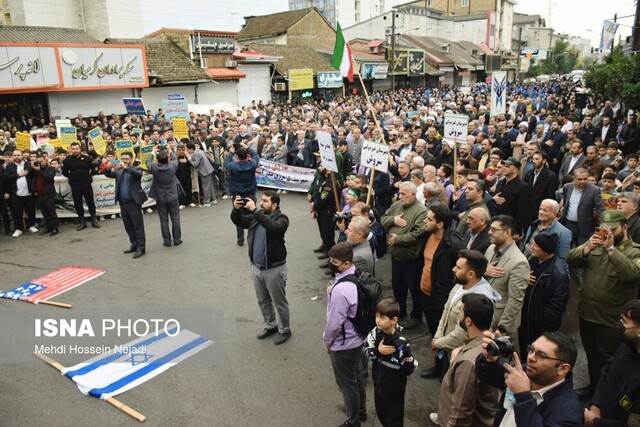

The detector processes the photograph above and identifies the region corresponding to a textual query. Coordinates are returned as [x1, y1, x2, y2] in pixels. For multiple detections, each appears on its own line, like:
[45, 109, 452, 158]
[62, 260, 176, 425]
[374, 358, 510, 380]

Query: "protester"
[147, 146, 182, 247]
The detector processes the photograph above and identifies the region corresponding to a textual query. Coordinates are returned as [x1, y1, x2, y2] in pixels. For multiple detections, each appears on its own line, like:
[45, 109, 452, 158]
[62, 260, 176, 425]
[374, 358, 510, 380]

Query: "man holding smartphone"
[231, 191, 291, 345]
[225, 142, 259, 246]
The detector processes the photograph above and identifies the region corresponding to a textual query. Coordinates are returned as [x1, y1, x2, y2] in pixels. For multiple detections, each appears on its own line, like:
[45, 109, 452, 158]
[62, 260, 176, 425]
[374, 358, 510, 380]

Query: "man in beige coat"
[483, 215, 530, 336]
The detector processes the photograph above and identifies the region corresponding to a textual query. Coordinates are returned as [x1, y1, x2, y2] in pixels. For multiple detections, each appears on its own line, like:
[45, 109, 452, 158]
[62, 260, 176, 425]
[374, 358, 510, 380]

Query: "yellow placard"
[49, 138, 61, 148]
[139, 144, 154, 171]
[115, 139, 134, 160]
[59, 126, 77, 151]
[289, 68, 314, 91]
[172, 118, 188, 140]
[88, 128, 107, 156]
[16, 132, 31, 152]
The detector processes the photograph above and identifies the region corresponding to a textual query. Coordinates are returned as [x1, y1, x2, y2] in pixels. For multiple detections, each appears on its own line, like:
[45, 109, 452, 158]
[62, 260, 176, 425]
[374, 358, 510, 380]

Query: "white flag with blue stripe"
[61, 328, 211, 400]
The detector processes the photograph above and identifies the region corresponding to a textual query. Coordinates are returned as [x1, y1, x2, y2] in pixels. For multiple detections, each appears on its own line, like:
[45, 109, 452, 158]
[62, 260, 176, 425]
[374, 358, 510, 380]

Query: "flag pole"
[330, 171, 341, 211]
[34, 352, 147, 422]
[37, 300, 72, 309]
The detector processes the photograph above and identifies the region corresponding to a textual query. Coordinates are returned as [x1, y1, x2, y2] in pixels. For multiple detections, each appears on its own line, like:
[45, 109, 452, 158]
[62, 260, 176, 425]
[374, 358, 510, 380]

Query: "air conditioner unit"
[225, 60, 238, 68]
[471, 49, 478, 56]
[274, 82, 287, 91]
[385, 28, 393, 36]
[441, 44, 450, 53]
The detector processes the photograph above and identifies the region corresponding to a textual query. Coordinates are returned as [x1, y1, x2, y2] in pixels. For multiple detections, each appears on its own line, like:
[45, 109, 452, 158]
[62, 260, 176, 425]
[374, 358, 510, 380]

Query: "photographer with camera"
[231, 191, 291, 345]
[475, 330, 583, 426]
[225, 142, 259, 246]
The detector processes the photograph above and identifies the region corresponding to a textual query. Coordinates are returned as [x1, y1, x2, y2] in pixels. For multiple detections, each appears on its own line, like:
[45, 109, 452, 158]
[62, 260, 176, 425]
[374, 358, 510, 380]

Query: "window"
[427, 0, 433, 6]
[461, 0, 469, 7]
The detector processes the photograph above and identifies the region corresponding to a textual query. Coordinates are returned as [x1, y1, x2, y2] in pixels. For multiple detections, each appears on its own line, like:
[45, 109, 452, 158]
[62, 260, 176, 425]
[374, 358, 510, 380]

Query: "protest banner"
[139, 144, 153, 171]
[443, 114, 469, 142]
[162, 99, 190, 122]
[89, 128, 107, 156]
[172, 118, 188, 140]
[316, 131, 338, 173]
[16, 132, 31, 151]
[256, 159, 316, 193]
[49, 138, 61, 149]
[59, 126, 77, 151]
[115, 139, 133, 160]
[491, 71, 507, 116]
[122, 98, 146, 116]
[132, 127, 143, 137]
[360, 141, 390, 173]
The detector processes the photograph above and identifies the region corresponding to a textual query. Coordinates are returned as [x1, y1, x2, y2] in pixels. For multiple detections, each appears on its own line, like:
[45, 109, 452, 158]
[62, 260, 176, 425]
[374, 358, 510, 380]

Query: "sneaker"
[211, 200, 218, 205]
[179, 205, 185, 210]
[12, 230, 23, 238]
[146, 208, 153, 213]
[429, 413, 440, 425]
[28, 226, 38, 233]
[274, 331, 291, 345]
[201, 203, 211, 208]
[110, 214, 117, 219]
[222, 194, 230, 200]
[188, 203, 196, 208]
[99, 216, 106, 221]
[277, 189, 282, 194]
[281, 190, 288, 194]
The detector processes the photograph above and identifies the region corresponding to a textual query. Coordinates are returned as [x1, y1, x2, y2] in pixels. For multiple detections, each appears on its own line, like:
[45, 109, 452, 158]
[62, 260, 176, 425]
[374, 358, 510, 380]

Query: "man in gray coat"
[186, 142, 216, 207]
[147, 146, 182, 247]
[345, 216, 374, 276]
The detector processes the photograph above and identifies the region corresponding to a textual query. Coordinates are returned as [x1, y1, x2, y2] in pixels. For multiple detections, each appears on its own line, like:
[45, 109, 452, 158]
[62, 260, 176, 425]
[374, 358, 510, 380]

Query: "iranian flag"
[332, 22, 354, 83]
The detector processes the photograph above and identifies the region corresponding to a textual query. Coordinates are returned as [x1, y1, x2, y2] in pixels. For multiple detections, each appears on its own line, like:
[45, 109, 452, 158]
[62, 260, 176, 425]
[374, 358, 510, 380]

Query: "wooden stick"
[37, 300, 72, 309]
[453, 137, 458, 191]
[330, 171, 341, 212]
[366, 167, 376, 207]
[33, 352, 147, 422]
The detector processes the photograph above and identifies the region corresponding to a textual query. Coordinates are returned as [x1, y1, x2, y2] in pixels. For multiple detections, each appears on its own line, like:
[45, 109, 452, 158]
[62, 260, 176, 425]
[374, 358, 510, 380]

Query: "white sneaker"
[222, 195, 230, 200]
[188, 203, 196, 208]
[201, 203, 211, 208]
[277, 189, 282, 194]
[99, 216, 106, 221]
[179, 205, 185, 210]
[146, 208, 153, 213]
[28, 226, 38, 233]
[281, 190, 288, 194]
[429, 413, 439, 425]
[212, 200, 218, 205]
[12, 230, 23, 238]
[110, 214, 117, 219]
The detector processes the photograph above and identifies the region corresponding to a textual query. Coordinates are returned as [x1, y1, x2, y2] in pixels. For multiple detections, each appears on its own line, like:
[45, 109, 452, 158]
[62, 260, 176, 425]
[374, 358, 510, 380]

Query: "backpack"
[370, 221, 387, 259]
[336, 269, 383, 337]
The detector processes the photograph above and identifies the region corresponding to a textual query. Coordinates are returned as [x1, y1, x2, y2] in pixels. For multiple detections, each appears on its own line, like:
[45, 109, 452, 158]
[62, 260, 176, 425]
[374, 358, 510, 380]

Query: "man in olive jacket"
[566, 209, 640, 398]
[381, 182, 428, 326]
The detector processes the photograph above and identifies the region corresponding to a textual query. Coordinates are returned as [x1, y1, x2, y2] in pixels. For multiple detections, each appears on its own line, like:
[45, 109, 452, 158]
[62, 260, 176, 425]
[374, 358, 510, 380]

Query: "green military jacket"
[380, 199, 428, 261]
[566, 239, 640, 327]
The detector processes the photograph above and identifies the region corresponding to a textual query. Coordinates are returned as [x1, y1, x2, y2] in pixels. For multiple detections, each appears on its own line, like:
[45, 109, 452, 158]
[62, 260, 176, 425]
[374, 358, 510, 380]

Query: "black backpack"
[336, 269, 383, 337]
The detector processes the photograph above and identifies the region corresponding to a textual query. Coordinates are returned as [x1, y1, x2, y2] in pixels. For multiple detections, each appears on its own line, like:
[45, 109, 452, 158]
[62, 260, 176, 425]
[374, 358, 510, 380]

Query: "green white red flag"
[331, 22, 354, 83]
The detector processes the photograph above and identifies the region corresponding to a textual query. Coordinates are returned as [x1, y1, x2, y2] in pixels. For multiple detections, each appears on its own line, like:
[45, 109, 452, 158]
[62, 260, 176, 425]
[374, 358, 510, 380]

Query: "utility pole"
[391, 11, 396, 92]
[516, 27, 522, 81]
[634, 1, 640, 52]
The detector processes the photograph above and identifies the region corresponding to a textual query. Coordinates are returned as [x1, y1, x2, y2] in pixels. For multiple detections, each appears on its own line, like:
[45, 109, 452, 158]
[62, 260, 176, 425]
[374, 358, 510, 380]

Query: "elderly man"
[522, 199, 572, 259]
[457, 179, 489, 237]
[345, 216, 374, 276]
[462, 207, 492, 254]
[381, 182, 428, 325]
[561, 168, 605, 245]
[567, 210, 640, 399]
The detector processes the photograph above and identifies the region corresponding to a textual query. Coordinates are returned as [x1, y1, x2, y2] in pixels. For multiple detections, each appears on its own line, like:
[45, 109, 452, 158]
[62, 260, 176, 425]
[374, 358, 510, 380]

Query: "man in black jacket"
[4, 149, 37, 237]
[523, 150, 558, 213]
[476, 330, 583, 427]
[30, 153, 59, 236]
[105, 151, 147, 258]
[492, 157, 533, 238]
[518, 233, 570, 357]
[584, 299, 640, 427]
[62, 142, 100, 230]
[231, 191, 291, 345]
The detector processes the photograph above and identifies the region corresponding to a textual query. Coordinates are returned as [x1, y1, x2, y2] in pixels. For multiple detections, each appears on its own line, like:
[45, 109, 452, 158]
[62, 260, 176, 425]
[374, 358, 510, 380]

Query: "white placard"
[317, 131, 338, 173]
[360, 141, 390, 173]
[491, 71, 507, 116]
[443, 113, 469, 143]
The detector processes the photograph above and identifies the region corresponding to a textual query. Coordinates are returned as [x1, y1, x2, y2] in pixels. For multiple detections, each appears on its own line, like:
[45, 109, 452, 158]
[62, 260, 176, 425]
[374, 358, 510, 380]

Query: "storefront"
[0, 43, 148, 124]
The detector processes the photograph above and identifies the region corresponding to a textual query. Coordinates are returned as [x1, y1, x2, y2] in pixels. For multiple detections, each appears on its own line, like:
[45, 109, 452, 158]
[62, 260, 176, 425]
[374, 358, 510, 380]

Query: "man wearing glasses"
[475, 331, 583, 426]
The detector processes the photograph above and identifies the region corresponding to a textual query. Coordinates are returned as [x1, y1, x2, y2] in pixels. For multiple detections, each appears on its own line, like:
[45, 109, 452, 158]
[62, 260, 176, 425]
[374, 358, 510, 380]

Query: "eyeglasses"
[488, 227, 507, 233]
[527, 345, 567, 364]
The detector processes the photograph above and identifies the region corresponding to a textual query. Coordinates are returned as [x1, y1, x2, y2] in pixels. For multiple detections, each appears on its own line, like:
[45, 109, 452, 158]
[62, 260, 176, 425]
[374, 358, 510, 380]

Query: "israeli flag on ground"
[62, 328, 211, 400]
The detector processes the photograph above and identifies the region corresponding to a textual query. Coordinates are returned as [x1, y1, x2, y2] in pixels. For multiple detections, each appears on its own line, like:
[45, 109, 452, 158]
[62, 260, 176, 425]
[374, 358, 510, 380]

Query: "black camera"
[486, 336, 515, 358]
[241, 197, 251, 206]
[334, 212, 352, 222]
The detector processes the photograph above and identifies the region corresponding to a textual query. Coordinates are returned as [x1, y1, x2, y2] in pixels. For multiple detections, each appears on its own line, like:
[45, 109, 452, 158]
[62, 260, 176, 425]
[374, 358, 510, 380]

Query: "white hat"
[251, 123, 260, 129]
[518, 122, 528, 128]
[354, 109, 362, 115]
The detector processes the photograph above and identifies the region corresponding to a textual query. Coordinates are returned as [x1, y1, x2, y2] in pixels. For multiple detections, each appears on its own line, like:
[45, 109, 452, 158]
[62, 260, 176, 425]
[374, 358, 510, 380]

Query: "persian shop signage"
[0, 44, 148, 92]
[190, 35, 235, 54]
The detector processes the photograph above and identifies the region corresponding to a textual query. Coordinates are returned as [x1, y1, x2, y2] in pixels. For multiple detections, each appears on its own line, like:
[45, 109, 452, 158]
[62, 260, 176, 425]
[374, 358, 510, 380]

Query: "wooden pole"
[453, 138, 458, 190]
[352, 56, 385, 143]
[330, 171, 341, 211]
[34, 352, 147, 422]
[37, 300, 72, 309]
[365, 167, 376, 207]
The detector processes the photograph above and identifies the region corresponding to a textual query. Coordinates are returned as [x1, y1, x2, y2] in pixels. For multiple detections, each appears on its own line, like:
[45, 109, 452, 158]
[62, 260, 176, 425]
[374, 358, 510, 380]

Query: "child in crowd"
[365, 299, 417, 427]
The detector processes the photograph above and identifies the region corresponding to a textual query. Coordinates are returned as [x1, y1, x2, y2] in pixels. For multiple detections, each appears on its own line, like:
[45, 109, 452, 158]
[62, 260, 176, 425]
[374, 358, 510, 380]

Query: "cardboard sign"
[16, 132, 31, 152]
[139, 144, 154, 171]
[172, 118, 188, 140]
[316, 131, 338, 173]
[360, 141, 390, 173]
[443, 114, 469, 142]
[59, 126, 77, 151]
[88, 128, 106, 156]
[115, 139, 133, 160]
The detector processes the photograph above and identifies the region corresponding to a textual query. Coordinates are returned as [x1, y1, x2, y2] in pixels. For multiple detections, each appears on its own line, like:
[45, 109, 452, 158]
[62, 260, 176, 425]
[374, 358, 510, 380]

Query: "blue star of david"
[125, 351, 153, 366]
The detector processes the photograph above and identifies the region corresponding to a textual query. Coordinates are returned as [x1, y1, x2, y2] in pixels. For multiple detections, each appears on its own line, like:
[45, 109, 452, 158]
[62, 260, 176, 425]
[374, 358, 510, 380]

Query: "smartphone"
[595, 227, 607, 238]
[110, 159, 120, 166]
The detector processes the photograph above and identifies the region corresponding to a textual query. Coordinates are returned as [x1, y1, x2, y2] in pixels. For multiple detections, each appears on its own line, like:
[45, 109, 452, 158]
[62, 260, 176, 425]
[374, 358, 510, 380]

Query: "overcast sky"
[141, 0, 635, 48]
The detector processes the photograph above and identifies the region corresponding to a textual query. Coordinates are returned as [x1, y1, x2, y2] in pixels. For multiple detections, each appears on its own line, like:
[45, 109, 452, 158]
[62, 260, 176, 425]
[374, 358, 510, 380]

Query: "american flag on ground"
[62, 328, 212, 400]
[0, 266, 105, 303]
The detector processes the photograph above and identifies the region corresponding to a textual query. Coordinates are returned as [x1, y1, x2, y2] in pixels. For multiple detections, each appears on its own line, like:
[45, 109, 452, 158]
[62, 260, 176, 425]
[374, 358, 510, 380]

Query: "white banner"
[317, 131, 338, 173]
[443, 113, 469, 143]
[491, 71, 507, 116]
[360, 141, 390, 174]
[256, 159, 316, 192]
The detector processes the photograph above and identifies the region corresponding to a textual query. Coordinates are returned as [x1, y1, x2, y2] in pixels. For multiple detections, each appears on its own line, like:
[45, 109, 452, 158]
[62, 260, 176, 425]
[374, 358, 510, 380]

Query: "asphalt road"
[0, 191, 588, 427]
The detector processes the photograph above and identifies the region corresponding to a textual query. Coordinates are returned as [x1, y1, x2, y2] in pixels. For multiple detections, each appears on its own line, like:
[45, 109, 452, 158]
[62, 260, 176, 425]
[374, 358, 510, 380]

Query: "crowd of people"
[2, 78, 640, 426]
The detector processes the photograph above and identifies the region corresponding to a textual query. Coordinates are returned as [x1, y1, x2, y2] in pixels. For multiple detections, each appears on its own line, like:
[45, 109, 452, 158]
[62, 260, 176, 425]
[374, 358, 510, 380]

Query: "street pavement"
[0, 191, 588, 427]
